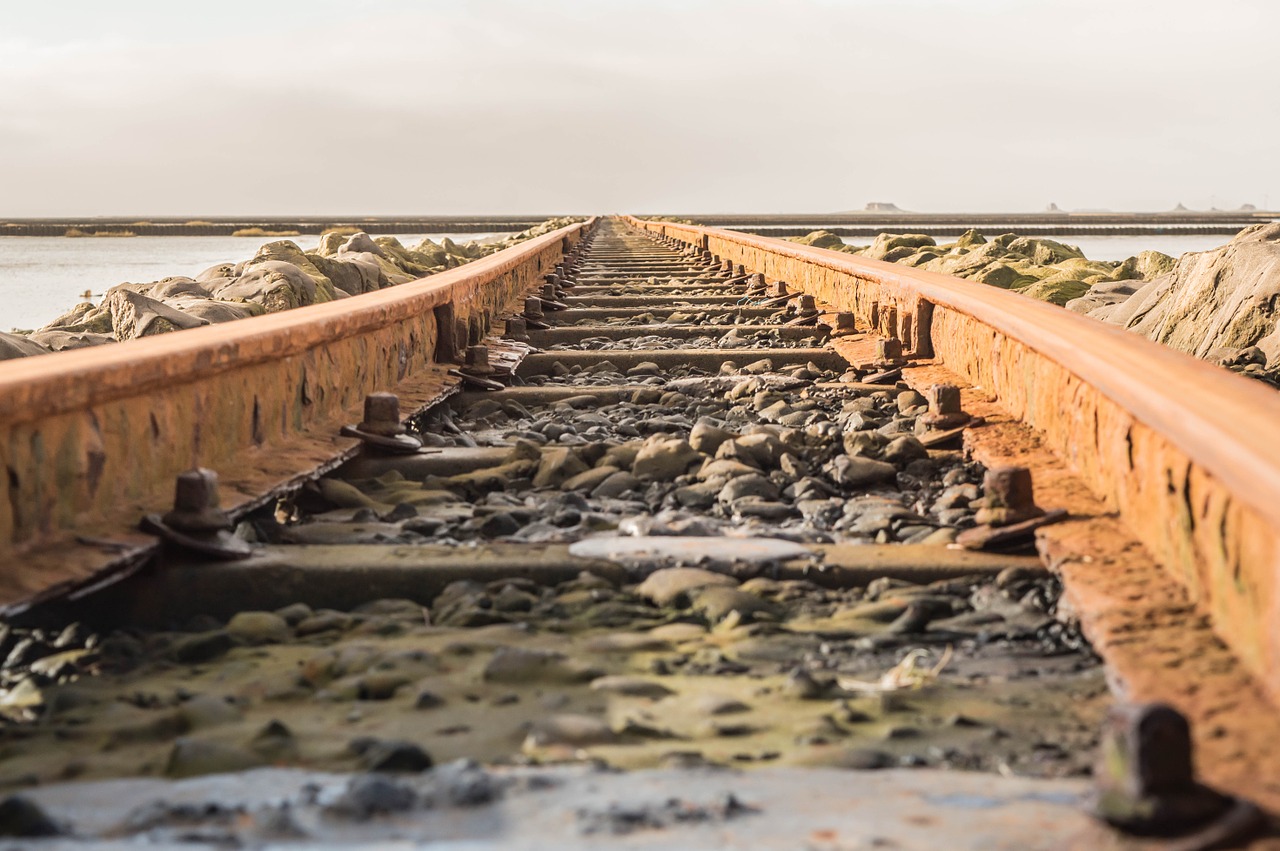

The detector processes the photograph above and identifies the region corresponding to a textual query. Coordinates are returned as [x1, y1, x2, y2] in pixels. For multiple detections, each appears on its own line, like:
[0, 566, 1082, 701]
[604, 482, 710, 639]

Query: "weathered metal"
[0, 220, 592, 603]
[627, 216, 1280, 706]
[138, 468, 251, 561]
[1089, 703, 1264, 844]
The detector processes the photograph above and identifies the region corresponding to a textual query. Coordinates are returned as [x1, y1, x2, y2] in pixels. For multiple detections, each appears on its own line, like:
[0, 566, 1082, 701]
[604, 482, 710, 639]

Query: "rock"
[327, 774, 417, 817]
[881, 435, 928, 465]
[689, 420, 735, 455]
[0, 796, 62, 837]
[524, 714, 619, 748]
[226, 611, 291, 644]
[590, 676, 676, 699]
[482, 647, 601, 684]
[837, 748, 895, 770]
[692, 694, 751, 715]
[102, 288, 209, 339]
[632, 436, 701, 481]
[1094, 223, 1280, 368]
[177, 694, 242, 730]
[862, 233, 936, 262]
[532, 447, 589, 488]
[826, 456, 898, 487]
[166, 738, 265, 778]
[592, 471, 642, 498]
[170, 630, 233, 664]
[717, 474, 780, 505]
[26, 329, 114, 352]
[716, 433, 785, 469]
[634, 567, 738, 607]
[562, 465, 620, 493]
[691, 587, 777, 622]
[786, 230, 850, 251]
[353, 739, 434, 773]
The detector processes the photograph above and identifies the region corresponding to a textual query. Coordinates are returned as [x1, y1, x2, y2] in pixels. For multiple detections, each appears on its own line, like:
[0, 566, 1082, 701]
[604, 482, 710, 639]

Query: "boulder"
[27, 330, 114, 351]
[0, 332, 50, 361]
[862, 233, 936, 262]
[1095, 224, 1280, 365]
[103, 288, 209, 339]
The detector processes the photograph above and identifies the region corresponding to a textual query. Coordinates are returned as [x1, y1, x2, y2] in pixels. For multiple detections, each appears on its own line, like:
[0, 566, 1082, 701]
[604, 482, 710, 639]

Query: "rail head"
[0, 222, 591, 426]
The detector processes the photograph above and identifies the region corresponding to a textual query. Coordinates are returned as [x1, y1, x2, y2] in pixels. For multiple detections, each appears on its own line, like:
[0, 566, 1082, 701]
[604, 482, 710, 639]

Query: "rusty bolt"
[358, 392, 405, 437]
[919, 384, 971, 432]
[505, 316, 529, 341]
[162, 468, 231, 533]
[1088, 703, 1254, 837]
[524, 296, 545, 320]
[876, 338, 904, 362]
[797, 295, 817, 314]
[768, 280, 789, 297]
[464, 345, 493, 375]
[735, 264, 746, 277]
[972, 466, 1043, 527]
[541, 282, 559, 302]
[927, 384, 962, 415]
[833, 313, 857, 332]
[720, 259, 733, 272]
[747, 273, 766, 290]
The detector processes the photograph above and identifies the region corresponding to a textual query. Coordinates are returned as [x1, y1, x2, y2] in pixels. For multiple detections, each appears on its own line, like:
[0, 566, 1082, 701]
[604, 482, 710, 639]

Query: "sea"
[0, 233, 512, 332]
[0, 230, 1233, 333]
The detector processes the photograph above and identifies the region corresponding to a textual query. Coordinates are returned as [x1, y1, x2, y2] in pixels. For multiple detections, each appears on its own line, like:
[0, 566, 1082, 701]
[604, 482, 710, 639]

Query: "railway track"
[0, 218, 1276, 847]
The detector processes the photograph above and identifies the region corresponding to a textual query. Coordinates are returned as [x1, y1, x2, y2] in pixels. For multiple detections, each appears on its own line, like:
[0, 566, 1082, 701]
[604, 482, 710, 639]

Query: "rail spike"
[140, 468, 253, 561]
[340, 392, 424, 455]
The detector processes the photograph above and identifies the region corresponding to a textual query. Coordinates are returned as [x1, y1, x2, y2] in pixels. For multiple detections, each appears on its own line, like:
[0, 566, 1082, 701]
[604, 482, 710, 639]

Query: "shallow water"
[0, 233, 512, 332]
[837, 233, 1231, 262]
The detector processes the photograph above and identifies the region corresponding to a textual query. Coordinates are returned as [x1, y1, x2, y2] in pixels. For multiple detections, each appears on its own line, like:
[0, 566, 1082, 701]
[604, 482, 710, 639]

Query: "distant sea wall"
[0, 218, 554, 237]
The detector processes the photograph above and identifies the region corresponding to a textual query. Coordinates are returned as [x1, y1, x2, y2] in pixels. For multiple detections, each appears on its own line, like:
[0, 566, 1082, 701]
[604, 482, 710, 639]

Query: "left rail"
[0, 220, 594, 605]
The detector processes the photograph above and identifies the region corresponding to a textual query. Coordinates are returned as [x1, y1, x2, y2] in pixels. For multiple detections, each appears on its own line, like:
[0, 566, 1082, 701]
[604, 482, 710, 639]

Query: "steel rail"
[627, 215, 1280, 702]
[0, 220, 594, 600]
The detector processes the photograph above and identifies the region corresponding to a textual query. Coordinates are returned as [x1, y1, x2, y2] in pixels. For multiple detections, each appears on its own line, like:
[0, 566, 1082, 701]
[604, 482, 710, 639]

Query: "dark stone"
[327, 774, 417, 818]
[170, 630, 233, 664]
[0, 796, 62, 837]
[352, 738, 433, 773]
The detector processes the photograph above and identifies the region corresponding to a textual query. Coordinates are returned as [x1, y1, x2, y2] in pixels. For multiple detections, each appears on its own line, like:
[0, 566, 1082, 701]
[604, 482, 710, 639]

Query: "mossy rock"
[971, 262, 1020, 288]
[787, 230, 847, 251]
[1015, 279, 1091, 305]
[863, 233, 936, 261]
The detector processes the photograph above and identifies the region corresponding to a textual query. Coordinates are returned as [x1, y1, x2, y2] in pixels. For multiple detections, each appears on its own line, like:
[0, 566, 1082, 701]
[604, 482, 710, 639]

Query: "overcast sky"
[1, 0, 1276, 216]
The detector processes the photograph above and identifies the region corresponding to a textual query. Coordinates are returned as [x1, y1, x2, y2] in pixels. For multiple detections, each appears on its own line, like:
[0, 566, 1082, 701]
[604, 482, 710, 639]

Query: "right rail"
[628, 215, 1280, 703]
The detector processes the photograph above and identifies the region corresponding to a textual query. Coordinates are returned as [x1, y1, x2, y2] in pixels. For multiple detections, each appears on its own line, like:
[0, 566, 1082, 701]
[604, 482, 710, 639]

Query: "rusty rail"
[627, 215, 1280, 704]
[0, 220, 594, 602]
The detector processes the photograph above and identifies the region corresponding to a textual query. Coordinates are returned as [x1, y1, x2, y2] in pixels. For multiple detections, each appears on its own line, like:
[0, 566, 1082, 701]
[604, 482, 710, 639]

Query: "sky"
[0, 0, 1276, 216]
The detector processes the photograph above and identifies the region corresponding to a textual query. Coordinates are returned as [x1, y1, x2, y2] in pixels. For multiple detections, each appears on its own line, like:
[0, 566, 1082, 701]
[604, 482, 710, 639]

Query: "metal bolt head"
[173, 468, 220, 514]
[983, 466, 1035, 511]
[1097, 703, 1194, 799]
[735, 264, 746, 277]
[506, 316, 529, 341]
[877, 338, 904, 361]
[721, 259, 733, 272]
[834, 313, 857, 331]
[163, 468, 232, 533]
[464, 345, 492, 374]
[797, 295, 817, 313]
[541, 283, 558, 301]
[524, 296, 545, 320]
[359, 392, 404, 437]
[927, 384, 962, 415]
